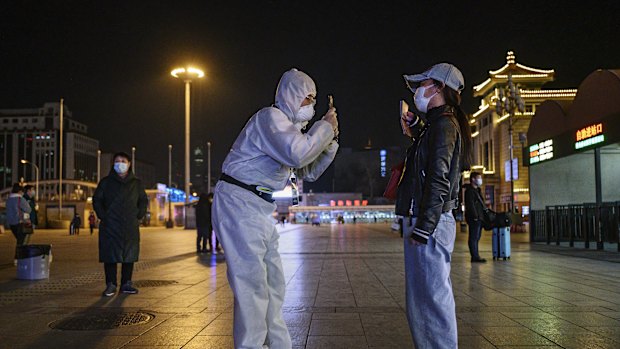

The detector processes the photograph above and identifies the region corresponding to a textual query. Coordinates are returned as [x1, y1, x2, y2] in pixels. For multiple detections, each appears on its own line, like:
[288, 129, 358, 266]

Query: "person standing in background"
[465, 171, 487, 263]
[89, 211, 97, 235]
[94, 152, 148, 297]
[6, 183, 32, 258]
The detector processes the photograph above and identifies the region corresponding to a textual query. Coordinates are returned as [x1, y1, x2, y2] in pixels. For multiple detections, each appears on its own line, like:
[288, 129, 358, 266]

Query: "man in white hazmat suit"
[213, 68, 339, 349]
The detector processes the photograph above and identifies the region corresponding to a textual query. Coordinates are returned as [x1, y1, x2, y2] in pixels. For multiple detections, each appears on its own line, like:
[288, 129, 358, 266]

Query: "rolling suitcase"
[492, 227, 511, 260]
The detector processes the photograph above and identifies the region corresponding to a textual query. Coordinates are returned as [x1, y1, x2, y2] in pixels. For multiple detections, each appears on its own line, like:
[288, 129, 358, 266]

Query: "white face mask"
[114, 162, 129, 174]
[297, 104, 315, 123]
[475, 178, 483, 186]
[413, 84, 438, 113]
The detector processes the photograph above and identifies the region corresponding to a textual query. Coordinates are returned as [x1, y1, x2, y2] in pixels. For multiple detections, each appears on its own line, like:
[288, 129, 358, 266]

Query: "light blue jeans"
[403, 212, 458, 348]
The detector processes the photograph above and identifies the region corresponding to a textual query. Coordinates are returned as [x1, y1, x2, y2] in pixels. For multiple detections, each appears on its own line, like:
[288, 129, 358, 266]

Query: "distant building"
[191, 145, 206, 193]
[469, 51, 577, 212]
[0, 102, 99, 198]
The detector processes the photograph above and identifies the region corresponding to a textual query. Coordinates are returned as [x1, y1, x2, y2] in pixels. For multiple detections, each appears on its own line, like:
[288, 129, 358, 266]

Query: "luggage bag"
[492, 227, 511, 260]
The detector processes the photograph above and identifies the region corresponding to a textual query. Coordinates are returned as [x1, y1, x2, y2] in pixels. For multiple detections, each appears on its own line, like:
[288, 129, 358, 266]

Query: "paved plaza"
[0, 223, 619, 349]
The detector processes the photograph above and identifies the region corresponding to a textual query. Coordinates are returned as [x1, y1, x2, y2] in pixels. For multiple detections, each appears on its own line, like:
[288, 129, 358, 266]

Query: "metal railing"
[531, 202, 620, 251]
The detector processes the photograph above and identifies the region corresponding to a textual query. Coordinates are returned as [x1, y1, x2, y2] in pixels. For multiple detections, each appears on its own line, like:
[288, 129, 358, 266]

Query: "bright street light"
[20, 159, 39, 201]
[170, 66, 205, 215]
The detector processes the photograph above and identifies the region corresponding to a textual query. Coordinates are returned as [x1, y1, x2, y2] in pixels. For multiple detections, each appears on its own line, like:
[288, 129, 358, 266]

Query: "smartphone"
[328, 95, 334, 109]
[400, 100, 409, 117]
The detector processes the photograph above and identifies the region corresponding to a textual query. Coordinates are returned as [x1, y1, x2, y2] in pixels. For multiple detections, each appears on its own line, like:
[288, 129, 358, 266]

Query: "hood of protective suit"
[274, 68, 317, 125]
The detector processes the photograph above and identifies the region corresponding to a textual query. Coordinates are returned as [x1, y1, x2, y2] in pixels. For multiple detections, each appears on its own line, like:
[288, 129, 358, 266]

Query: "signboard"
[504, 158, 518, 182]
[529, 139, 553, 164]
[575, 123, 604, 150]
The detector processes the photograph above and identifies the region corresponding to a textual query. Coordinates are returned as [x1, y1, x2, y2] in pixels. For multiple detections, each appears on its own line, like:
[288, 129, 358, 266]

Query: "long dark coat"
[93, 170, 148, 263]
[195, 195, 212, 230]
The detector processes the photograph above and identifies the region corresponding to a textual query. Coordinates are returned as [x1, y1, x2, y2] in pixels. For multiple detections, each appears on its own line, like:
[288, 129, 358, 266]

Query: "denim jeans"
[403, 212, 458, 348]
[467, 220, 483, 259]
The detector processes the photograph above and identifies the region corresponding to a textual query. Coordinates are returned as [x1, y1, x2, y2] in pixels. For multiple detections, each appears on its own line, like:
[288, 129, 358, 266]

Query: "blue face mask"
[114, 162, 129, 174]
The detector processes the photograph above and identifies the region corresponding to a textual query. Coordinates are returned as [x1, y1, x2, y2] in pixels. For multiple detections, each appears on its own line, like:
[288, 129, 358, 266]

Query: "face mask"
[114, 162, 129, 174]
[413, 85, 438, 113]
[475, 178, 483, 186]
[297, 104, 315, 123]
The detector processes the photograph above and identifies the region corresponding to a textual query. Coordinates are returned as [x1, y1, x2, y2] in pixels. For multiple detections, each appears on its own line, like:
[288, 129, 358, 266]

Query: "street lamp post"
[20, 160, 39, 201]
[495, 72, 525, 213]
[59, 98, 64, 219]
[97, 149, 101, 183]
[207, 141, 211, 193]
[166, 144, 173, 229]
[170, 66, 205, 214]
[131, 146, 136, 174]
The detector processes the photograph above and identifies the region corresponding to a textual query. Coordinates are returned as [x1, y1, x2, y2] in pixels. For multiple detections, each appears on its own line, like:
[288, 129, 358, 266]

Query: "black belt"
[412, 199, 458, 217]
[219, 174, 275, 203]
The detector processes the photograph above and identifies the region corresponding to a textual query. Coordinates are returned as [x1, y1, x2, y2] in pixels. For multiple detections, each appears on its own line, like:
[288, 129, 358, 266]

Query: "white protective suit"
[213, 68, 339, 349]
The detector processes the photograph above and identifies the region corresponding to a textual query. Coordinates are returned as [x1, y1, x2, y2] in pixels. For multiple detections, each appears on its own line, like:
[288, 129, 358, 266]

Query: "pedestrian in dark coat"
[195, 193, 220, 253]
[93, 152, 148, 297]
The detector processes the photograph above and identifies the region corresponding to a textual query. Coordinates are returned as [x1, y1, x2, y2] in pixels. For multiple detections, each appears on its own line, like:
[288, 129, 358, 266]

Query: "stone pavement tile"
[500, 310, 558, 320]
[596, 311, 620, 320]
[474, 326, 556, 346]
[182, 335, 234, 349]
[543, 331, 620, 349]
[513, 318, 587, 336]
[305, 335, 368, 349]
[480, 300, 532, 307]
[364, 334, 412, 349]
[313, 297, 356, 307]
[497, 346, 563, 349]
[358, 312, 411, 347]
[513, 296, 576, 307]
[0, 333, 136, 349]
[335, 306, 403, 313]
[312, 312, 359, 320]
[123, 346, 180, 349]
[126, 326, 204, 346]
[141, 306, 204, 314]
[199, 318, 233, 336]
[158, 312, 219, 327]
[457, 312, 521, 327]
[353, 296, 399, 307]
[585, 326, 620, 341]
[550, 311, 620, 327]
[215, 312, 234, 320]
[309, 316, 364, 336]
[457, 335, 496, 349]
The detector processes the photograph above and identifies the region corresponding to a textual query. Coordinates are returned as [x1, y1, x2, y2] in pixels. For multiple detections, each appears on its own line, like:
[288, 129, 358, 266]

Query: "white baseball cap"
[404, 63, 465, 93]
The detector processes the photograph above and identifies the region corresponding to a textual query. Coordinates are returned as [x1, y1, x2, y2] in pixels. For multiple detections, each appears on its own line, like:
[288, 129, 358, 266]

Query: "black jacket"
[23, 194, 38, 226]
[464, 183, 485, 224]
[195, 196, 212, 230]
[93, 170, 148, 263]
[395, 105, 463, 244]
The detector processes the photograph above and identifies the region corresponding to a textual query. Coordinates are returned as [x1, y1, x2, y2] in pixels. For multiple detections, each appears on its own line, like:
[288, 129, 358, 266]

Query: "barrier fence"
[531, 202, 620, 251]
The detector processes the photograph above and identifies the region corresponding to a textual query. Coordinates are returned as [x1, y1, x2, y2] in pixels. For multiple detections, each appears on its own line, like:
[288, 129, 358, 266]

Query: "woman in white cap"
[396, 62, 473, 348]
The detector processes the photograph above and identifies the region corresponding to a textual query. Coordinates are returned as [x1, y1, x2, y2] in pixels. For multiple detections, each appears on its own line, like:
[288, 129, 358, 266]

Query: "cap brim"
[403, 73, 428, 91]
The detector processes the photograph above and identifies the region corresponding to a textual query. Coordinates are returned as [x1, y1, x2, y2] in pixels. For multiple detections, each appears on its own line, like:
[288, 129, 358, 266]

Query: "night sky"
[2, 1, 619, 183]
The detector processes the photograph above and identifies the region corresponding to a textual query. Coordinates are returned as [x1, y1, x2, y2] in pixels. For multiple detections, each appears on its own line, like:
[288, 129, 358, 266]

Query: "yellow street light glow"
[20, 159, 27, 164]
[170, 66, 205, 79]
